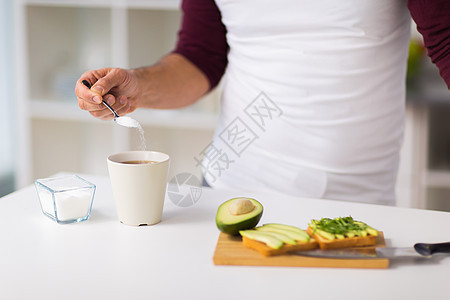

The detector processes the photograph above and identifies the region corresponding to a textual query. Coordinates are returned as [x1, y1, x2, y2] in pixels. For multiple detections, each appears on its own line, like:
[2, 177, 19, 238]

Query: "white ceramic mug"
[107, 151, 170, 226]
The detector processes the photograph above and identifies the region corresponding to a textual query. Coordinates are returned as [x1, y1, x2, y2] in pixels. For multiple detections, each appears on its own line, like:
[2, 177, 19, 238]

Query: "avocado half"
[216, 197, 263, 235]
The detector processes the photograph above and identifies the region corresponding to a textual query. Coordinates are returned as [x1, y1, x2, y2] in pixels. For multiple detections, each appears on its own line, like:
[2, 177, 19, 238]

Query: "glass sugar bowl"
[35, 175, 96, 224]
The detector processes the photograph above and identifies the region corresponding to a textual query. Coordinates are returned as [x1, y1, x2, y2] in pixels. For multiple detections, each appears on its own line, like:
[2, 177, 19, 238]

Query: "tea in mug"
[121, 160, 158, 164]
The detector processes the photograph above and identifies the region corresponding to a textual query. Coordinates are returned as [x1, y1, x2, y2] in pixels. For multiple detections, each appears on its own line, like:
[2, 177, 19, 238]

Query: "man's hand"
[75, 68, 140, 120]
[75, 54, 210, 121]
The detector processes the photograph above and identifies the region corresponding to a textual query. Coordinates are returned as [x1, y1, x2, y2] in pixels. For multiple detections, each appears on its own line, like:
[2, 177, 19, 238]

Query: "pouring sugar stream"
[116, 116, 147, 151]
[82, 80, 147, 150]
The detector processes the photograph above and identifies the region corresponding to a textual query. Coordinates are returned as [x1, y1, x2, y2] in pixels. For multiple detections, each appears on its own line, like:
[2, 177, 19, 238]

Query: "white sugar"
[115, 116, 140, 128]
[136, 124, 147, 150]
[54, 190, 92, 221]
[39, 189, 92, 221]
[115, 116, 147, 150]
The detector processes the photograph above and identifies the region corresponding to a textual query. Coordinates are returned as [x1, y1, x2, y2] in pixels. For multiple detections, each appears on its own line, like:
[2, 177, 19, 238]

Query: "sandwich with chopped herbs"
[307, 216, 379, 250]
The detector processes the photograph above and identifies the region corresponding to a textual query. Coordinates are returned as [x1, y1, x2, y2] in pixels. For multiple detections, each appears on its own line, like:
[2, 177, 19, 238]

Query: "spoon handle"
[101, 100, 120, 119]
[414, 242, 450, 256]
[81, 80, 120, 118]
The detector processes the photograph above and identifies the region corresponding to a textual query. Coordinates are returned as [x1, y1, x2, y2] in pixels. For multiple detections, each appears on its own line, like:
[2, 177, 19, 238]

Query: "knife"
[292, 242, 450, 259]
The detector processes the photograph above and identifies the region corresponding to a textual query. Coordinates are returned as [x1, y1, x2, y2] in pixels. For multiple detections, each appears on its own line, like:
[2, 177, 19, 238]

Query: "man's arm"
[408, 0, 450, 88]
[173, 0, 229, 90]
[75, 54, 210, 120]
[137, 0, 229, 109]
[75, 0, 229, 119]
[132, 53, 210, 110]
[136, 0, 230, 109]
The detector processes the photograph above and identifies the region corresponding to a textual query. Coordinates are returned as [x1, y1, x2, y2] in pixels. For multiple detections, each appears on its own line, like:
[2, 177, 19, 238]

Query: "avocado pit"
[228, 198, 256, 215]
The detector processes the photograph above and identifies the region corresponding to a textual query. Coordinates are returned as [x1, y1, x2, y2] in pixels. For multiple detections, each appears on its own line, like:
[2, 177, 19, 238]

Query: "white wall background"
[0, 0, 15, 196]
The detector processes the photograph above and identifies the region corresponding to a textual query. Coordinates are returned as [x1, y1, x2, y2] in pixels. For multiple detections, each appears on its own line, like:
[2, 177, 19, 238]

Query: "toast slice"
[242, 236, 318, 256]
[306, 227, 377, 250]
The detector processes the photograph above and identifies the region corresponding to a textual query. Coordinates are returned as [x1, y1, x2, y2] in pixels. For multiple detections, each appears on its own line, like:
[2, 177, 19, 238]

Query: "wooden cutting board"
[213, 232, 389, 269]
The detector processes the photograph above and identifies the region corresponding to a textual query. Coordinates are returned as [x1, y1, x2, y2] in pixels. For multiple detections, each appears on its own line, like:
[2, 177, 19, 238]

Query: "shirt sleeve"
[408, 0, 450, 88]
[173, 0, 229, 89]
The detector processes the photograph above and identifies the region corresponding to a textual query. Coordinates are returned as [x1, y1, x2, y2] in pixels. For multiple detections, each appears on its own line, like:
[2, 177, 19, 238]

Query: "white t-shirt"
[203, 0, 411, 205]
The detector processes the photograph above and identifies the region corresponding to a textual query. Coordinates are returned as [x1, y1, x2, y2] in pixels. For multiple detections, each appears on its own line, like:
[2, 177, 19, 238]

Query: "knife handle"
[414, 242, 450, 256]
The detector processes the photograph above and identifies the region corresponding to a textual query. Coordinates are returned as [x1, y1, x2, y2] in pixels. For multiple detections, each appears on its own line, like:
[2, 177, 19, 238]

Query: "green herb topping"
[309, 216, 378, 239]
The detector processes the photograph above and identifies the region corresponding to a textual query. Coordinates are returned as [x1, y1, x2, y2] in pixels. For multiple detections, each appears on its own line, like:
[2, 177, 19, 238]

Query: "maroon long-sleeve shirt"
[174, 0, 450, 90]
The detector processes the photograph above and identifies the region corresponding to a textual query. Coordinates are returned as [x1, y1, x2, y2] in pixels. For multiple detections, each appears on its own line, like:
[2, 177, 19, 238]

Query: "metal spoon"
[81, 80, 139, 128]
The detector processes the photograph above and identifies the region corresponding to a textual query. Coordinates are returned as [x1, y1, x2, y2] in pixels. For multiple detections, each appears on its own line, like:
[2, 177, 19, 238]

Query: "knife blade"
[292, 242, 450, 259]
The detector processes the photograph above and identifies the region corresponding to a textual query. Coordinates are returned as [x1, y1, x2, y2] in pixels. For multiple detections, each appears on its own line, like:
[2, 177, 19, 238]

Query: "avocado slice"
[216, 198, 263, 235]
[366, 227, 379, 236]
[254, 227, 297, 245]
[257, 225, 310, 242]
[262, 223, 310, 240]
[239, 230, 283, 249]
[315, 228, 336, 240]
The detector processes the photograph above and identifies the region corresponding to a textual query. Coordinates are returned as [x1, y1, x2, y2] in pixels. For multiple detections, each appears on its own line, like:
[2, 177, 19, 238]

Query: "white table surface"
[1, 173, 449, 300]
